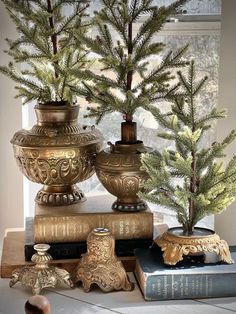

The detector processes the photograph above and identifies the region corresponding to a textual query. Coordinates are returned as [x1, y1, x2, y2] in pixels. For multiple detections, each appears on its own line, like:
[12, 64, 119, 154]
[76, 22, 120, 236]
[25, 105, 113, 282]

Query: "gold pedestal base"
[9, 244, 74, 294]
[155, 227, 234, 265]
[112, 200, 147, 212]
[74, 228, 134, 292]
[35, 184, 86, 206]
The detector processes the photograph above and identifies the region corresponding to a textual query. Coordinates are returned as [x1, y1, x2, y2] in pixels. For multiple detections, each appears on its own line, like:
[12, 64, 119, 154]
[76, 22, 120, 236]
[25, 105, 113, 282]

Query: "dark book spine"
[25, 238, 153, 261]
[136, 264, 236, 300]
[25, 242, 87, 261]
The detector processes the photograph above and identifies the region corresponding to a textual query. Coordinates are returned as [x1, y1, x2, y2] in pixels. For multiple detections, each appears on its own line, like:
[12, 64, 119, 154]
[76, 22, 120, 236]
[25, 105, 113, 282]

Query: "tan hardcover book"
[34, 194, 154, 243]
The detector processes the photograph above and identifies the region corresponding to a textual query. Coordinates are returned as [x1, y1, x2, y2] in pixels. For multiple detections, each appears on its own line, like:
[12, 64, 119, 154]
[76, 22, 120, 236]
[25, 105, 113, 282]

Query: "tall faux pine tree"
[0, 0, 90, 104]
[140, 61, 236, 235]
[76, 0, 189, 127]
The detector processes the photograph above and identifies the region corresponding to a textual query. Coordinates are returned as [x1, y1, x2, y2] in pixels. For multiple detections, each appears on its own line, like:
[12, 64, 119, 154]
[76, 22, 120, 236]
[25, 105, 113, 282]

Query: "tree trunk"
[183, 225, 194, 236]
[121, 121, 137, 143]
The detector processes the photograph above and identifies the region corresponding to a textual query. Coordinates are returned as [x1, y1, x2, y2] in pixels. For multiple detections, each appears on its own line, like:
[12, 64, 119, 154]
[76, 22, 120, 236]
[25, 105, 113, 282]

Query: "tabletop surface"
[0, 274, 236, 314]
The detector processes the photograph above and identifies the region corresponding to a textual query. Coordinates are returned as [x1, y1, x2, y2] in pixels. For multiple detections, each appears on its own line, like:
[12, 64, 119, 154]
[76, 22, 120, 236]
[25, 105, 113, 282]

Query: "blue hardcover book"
[134, 246, 236, 301]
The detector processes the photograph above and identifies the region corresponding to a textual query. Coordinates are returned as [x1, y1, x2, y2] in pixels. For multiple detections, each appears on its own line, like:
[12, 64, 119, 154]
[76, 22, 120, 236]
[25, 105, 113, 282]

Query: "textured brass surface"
[155, 227, 234, 265]
[74, 228, 134, 292]
[95, 141, 149, 212]
[11, 104, 103, 206]
[9, 244, 74, 294]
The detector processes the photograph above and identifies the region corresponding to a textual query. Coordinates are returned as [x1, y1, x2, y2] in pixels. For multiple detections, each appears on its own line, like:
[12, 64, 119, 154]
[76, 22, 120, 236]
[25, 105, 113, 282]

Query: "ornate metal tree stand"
[155, 227, 234, 265]
[9, 244, 74, 294]
[74, 228, 134, 292]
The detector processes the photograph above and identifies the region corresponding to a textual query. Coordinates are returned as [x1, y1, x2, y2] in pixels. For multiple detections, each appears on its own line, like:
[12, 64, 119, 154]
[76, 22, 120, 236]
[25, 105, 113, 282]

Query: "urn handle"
[107, 141, 115, 152]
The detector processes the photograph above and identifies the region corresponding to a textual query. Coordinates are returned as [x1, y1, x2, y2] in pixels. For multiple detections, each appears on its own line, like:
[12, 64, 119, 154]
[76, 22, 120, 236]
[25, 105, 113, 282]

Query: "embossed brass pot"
[155, 226, 233, 265]
[95, 121, 150, 212]
[11, 102, 103, 206]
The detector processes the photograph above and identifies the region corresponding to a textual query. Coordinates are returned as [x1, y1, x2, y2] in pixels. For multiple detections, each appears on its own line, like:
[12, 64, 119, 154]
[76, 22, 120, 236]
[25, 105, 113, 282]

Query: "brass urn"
[11, 103, 103, 206]
[95, 120, 150, 212]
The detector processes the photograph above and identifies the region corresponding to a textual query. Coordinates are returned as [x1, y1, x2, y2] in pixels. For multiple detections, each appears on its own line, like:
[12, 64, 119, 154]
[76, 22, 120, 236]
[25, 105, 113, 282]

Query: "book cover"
[134, 246, 236, 301]
[34, 195, 154, 243]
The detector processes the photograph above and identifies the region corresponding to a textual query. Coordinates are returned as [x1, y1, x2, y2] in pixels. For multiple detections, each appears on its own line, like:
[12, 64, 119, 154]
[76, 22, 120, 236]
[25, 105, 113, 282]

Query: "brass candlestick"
[9, 244, 74, 294]
[74, 228, 134, 292]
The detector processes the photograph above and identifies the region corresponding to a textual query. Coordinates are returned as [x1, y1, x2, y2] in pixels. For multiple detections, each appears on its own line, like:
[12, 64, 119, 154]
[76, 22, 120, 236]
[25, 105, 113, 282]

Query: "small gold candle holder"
[9, 244, 74, 294]
[74, 228, 134, 292]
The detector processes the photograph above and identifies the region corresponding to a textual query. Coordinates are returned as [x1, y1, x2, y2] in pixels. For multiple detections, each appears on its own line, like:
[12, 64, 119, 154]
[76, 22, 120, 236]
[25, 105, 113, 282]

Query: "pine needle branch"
[0, 0, 90, 104]
[140, 61, 236, 234]
[81, 0, 188, 122]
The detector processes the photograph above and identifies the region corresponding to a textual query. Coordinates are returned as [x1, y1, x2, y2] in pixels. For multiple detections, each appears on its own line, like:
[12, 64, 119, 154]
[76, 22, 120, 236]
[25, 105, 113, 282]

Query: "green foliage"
[0, 0, 91, 104]
[78, 0, 189, 123]
[140, 61, 236, 234]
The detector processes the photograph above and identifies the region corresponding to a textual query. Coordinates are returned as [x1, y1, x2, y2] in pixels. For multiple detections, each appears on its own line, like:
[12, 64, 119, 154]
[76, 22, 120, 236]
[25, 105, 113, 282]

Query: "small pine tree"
[140, 61, 236, 235]
[76, 0, 189, 125]
[0, 0, 90, 105]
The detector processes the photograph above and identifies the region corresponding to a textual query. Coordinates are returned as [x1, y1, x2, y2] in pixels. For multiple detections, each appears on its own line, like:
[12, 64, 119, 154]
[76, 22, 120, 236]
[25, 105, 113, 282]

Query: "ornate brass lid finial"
[9, 244, 74, 295]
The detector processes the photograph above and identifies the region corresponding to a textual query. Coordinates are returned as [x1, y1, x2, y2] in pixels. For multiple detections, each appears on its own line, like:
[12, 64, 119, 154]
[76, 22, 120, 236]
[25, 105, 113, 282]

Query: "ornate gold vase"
[74, 228, 134, 292]
[155, 226, 234, 265]
[11, 103, 103, 206]
[95, 121, 149, 212]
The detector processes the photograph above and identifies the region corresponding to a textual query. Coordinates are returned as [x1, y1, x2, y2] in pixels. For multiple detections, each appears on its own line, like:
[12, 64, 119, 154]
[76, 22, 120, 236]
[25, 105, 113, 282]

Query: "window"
[88, 0, 221, 16]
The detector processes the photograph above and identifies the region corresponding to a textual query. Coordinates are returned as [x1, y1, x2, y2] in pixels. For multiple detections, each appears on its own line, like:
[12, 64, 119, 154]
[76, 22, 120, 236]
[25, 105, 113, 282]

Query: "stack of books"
[134, 245, 236, 300]
[25, 194, 155, 261]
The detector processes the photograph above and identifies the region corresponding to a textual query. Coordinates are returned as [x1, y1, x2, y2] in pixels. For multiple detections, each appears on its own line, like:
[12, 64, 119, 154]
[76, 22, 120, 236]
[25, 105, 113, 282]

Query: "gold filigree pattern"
[11, 127, 102, 147]
[14, 149, 94, 185]
[9, 244, 74, 294]
[155, 227, 234, 265]
[74, 228, 134, 292]
[97, 151, 142, 169]
[11, 104, 103, 206]
[95, 142, 149, 211]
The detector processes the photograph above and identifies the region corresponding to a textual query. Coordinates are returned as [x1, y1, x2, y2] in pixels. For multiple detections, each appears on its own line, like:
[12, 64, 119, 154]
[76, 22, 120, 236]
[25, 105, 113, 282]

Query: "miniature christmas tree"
[0, 0, 90, 105]
[140, 61, 236, 235]
[76, 0, 189, 140]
